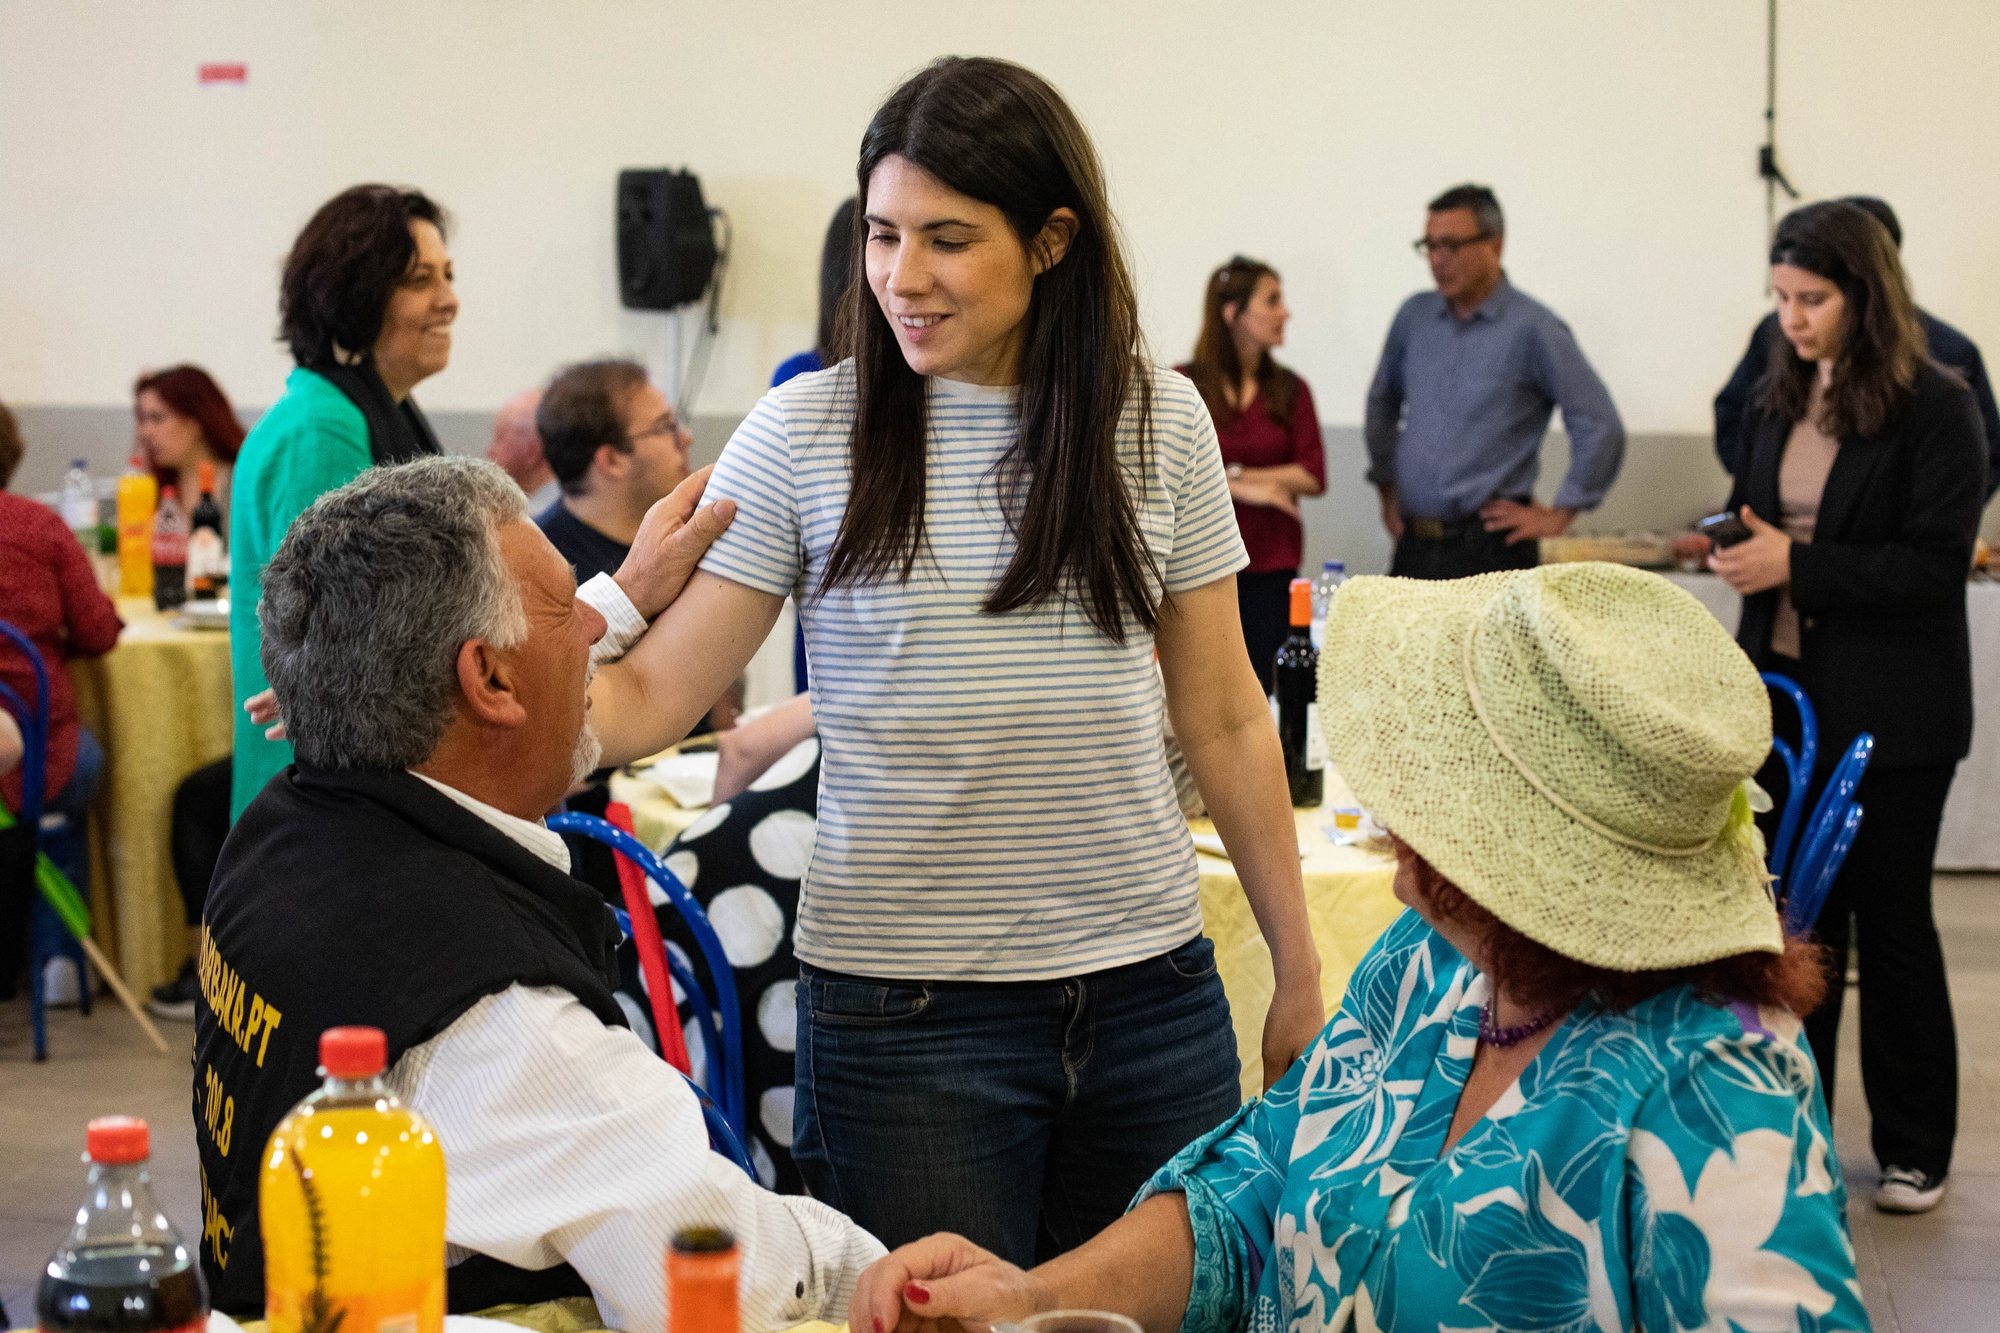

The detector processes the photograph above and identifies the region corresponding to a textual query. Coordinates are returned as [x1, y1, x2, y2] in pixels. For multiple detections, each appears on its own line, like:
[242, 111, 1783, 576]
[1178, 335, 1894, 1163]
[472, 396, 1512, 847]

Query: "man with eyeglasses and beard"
[1364, 183, 1626, 579]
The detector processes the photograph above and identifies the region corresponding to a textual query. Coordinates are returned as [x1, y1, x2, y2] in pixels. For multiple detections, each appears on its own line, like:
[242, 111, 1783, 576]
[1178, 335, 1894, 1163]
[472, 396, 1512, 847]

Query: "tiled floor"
[4, 877, 1998, 1330]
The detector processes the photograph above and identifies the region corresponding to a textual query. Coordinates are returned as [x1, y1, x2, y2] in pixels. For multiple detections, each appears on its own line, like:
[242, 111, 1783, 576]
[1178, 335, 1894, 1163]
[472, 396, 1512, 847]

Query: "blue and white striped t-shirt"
[697, 361, 1248, 980]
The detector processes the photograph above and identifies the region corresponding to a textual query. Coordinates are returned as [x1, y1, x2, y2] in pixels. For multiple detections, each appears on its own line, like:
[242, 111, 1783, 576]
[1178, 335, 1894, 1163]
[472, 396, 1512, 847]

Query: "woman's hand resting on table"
[850, 1233, 1047, 1333]
[1707, 506, 1794, 596]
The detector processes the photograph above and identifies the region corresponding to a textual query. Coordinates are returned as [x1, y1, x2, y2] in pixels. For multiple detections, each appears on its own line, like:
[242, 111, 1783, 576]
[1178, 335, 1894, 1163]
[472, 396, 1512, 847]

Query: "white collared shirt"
[409, 772, 573, 871]
[389, 770, 883, 1331]
[579, 572, 647, 667]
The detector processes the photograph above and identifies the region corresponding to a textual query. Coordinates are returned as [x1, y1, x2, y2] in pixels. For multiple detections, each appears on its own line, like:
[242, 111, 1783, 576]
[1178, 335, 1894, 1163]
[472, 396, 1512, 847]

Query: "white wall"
[3, 0, 1997, 439]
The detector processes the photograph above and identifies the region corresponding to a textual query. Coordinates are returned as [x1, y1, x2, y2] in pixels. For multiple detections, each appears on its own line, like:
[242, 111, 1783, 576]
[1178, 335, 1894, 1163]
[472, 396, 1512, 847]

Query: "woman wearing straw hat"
[852, 563, 1867, 1333]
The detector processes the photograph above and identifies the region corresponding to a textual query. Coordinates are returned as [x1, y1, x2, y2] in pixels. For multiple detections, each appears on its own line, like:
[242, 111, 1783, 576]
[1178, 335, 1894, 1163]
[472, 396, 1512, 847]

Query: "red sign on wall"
[198, 63, 248, 86]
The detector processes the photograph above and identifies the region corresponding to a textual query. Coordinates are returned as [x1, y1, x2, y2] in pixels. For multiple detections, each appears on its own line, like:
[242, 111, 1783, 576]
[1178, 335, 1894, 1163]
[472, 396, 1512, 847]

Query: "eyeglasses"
[1412, 233, 1492, 258]
[624, 417, 682, 446]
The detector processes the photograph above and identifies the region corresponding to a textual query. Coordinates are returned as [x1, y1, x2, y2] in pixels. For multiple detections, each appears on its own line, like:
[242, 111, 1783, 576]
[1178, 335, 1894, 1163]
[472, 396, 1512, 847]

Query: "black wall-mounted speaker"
[616, 168, 718, 310]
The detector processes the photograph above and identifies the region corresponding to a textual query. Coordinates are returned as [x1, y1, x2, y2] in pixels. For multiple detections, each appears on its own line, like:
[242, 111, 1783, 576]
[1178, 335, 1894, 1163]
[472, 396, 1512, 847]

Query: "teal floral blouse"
[1141, 910, 1869, 1332]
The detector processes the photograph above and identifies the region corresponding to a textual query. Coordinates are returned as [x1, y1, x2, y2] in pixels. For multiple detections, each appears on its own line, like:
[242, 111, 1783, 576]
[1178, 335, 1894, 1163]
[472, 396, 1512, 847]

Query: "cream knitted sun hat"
[1319, 562, 1782, 971]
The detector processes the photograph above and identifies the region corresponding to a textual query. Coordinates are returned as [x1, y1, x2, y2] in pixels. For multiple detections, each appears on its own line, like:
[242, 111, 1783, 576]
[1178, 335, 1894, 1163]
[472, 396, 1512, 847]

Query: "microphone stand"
[1759, 0, 1800, 288]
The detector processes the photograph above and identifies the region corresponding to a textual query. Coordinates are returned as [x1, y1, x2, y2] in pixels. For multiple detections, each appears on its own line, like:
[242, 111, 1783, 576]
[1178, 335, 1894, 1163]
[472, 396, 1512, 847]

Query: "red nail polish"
[906, 1279, 932, 1304]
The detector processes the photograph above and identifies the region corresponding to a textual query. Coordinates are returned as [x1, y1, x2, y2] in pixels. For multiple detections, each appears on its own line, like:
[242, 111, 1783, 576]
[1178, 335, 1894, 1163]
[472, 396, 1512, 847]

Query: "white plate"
[634, 750, 721, 808]
[177, 598, 230, 630]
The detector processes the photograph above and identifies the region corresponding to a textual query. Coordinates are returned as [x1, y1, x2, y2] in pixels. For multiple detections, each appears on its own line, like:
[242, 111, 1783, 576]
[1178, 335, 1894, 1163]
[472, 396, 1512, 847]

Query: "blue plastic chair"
[1787, 804, 1865, 936]
[547, 813, 750, 1150]
[608, 905, 756, 1178]
[0, 620, 94, 1061]
[1782, 732, 1873, 933]
[1760, 673, 1818, 887]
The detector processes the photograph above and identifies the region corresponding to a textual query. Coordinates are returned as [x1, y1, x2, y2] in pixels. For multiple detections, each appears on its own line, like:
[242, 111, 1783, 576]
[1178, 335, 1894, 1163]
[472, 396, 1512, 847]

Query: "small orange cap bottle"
[667, 1226, 739, 1331]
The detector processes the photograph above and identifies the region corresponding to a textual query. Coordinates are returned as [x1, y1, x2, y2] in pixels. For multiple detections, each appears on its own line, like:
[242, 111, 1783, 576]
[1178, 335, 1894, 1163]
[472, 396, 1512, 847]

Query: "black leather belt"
[1403, 497, 1531, 541]
[1403, 514, 1487, 540]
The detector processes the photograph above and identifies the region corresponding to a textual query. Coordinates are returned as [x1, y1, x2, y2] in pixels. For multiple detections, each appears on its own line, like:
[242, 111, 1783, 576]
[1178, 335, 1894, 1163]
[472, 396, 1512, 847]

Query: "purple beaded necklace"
[1479, 998, 1562, 1048]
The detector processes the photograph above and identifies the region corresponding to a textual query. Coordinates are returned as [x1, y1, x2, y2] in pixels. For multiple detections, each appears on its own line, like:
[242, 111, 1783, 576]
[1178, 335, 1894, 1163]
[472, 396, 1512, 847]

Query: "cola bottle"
[36, 1117, 209, 1333]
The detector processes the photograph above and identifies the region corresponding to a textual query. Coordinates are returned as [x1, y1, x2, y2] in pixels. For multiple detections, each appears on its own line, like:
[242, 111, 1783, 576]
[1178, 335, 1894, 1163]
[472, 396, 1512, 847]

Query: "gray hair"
[1428, 183, 1504, 240]
[259, 456, 529, 771]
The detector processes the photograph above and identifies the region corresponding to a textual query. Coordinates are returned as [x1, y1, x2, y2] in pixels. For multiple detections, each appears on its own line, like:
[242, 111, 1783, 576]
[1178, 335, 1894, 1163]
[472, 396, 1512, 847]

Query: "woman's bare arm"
[588, 571, 785, 768]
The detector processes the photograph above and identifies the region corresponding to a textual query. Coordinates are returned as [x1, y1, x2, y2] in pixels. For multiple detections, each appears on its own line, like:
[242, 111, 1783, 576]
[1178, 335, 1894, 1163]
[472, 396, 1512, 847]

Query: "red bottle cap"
[320, 1026, 388, 1079]
[1289, 578, 1314, 628]
[86, 1116, 150, 1165]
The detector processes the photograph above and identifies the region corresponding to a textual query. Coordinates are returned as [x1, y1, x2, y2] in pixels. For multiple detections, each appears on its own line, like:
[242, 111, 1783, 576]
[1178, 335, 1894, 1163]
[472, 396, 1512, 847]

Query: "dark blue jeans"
[793, 935, 1240, 1265]
[44, 729, 103, 890]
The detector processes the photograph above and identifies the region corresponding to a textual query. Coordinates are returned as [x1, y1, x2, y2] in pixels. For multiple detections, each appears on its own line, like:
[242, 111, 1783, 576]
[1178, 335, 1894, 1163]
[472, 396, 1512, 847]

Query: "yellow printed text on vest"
[199, 942, 283, 1067]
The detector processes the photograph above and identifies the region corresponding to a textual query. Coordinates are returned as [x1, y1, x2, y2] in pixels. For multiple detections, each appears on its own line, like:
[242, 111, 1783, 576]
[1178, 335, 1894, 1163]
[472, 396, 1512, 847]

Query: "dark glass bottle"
[187, 460, 226, 600]
[150, 487, 188, 612]
[1273, 577, 1324, 807]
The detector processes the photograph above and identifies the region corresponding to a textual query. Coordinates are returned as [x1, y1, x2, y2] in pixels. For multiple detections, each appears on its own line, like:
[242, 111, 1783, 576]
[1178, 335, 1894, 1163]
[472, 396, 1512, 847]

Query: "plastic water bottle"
[36, 1116, 209, 1333]
[1309, 560, 1347, 651]
[60, 460, 98, 546]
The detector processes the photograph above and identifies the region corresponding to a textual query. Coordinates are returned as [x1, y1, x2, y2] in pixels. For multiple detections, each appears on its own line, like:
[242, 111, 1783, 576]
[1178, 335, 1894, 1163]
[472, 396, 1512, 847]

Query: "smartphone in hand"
[1695, 510, 1753, 548]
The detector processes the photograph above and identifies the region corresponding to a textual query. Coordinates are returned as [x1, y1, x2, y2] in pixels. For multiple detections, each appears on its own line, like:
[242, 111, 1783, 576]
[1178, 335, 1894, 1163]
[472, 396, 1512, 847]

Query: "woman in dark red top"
[0, 401, 124, 818]
[1180, 256, 1326, 691]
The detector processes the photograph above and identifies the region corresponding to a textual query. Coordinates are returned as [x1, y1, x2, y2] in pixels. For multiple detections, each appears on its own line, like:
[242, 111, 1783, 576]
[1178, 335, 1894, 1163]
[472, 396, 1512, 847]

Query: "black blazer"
[1728, 360, 1986, 768]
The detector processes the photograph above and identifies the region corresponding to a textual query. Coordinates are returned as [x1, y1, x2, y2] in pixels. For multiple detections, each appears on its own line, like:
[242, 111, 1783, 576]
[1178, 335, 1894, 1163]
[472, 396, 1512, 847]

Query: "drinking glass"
[1016, 1313, 1144, 1333]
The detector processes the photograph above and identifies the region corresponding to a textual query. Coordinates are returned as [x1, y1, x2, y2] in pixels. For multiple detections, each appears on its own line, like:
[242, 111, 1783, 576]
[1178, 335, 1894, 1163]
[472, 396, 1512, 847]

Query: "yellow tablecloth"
[614, 772, 1403, 1101]
[67, 597, 233, 994]
[1190, 809, 1405, 1096]
[397, 1297, 839, 1333]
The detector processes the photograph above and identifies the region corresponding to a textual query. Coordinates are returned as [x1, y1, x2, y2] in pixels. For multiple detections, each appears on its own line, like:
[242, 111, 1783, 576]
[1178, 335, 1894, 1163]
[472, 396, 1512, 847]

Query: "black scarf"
[308, 358, 443, 465]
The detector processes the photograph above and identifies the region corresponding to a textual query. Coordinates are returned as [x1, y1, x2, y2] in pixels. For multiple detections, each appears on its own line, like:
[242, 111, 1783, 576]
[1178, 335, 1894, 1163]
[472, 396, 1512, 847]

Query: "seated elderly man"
[193, 456, 881, 1331]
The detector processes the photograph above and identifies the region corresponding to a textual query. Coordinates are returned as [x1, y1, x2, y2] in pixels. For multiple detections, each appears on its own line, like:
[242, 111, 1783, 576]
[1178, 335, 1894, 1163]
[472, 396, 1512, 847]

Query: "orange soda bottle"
[668, 1227, 739, 1331]
[260, 1027, 445, 1333]
[115, 452, 157, 600]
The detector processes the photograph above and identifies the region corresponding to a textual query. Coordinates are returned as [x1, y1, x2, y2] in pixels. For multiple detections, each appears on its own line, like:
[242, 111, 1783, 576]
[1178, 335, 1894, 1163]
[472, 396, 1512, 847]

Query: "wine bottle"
[1273, 578, 1323, 807]
[188, 461, 226, 600]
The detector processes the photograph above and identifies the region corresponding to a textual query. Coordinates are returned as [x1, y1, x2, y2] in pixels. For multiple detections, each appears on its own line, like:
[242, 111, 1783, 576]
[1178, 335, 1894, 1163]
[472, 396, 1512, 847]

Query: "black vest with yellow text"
[192, 767, 626, 1315]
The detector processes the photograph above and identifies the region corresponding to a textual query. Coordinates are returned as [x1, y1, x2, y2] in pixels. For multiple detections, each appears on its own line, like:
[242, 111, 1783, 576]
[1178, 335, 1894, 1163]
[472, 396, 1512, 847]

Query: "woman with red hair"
[134, 364, 244, 524]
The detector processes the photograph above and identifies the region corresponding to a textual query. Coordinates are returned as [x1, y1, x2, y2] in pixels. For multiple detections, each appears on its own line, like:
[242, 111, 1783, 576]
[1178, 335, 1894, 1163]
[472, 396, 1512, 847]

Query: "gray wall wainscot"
[11, 405, 1998, 569]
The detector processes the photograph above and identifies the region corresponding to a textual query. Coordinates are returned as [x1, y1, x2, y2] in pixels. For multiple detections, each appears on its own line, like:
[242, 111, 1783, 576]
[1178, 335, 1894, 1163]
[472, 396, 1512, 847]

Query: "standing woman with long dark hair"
[1179, 257, 1325, 691]
[583, 57, 1323, 1261]
[1710, 198, 1985, 1213]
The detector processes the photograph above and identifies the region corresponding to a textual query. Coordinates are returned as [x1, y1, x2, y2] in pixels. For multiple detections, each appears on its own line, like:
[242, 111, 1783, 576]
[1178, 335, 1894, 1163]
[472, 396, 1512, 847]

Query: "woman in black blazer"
[1711, 200, 1986, 1214]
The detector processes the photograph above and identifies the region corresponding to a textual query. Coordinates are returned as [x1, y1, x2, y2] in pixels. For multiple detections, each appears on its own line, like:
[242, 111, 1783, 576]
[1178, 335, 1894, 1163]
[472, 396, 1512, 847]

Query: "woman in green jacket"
[228, 184, 458, 818]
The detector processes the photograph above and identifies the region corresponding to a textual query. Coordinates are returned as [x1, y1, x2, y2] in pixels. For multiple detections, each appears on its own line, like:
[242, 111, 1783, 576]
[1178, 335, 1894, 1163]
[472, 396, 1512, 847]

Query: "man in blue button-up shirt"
[1365, 185, 1625, 579]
